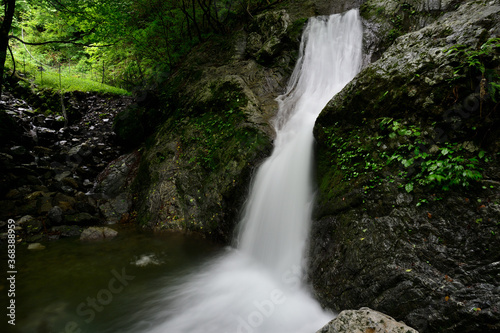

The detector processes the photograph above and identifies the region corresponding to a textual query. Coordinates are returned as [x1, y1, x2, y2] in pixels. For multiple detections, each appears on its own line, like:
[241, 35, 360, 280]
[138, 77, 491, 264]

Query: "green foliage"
[6, 0, 288, 90]
[323, 123, 383, 183]
[4, 50, 128, 95]
[174, 82, 261, 171]
[446, 38, 500, 74]
[32, 70, 129, 95]
[446, 38, 500, 101]
[380, 118, 484, 192]
[321, 117, 486, 200]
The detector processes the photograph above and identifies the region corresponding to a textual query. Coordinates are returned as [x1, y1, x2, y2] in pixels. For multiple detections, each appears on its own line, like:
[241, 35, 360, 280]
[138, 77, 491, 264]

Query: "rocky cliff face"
[310, 1, 500, 332]
[122, 8, 304, 242]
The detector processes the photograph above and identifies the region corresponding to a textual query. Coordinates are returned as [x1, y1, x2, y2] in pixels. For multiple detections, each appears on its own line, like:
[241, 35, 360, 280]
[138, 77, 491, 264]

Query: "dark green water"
[1, 225, 220, 333]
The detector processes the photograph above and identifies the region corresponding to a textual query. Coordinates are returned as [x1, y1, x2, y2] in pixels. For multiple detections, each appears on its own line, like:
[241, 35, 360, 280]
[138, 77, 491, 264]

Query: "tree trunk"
[0, 0, 16, 99]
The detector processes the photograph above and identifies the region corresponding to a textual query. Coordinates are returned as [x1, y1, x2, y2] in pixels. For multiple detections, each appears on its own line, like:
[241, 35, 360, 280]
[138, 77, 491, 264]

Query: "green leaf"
[405, 183, 414, 193]
[441, 148, 452, 155]
[402, 159, 414, 167]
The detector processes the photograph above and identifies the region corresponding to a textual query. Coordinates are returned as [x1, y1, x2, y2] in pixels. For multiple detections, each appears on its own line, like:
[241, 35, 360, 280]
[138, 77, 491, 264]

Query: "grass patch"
[33, 71, 130, 95]
[5, 49, 130, 96]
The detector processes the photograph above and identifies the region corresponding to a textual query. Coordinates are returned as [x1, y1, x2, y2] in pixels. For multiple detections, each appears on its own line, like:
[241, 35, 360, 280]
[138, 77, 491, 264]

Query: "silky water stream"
[2, 9, 363, 333]
[131, 9, 363, 333]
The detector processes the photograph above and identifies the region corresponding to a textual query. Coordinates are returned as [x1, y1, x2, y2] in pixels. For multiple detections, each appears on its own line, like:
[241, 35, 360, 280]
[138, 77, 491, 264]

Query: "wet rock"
[54, 171, 71, 182]
[10, 145, 28, 155]
[93, 152, 139, 223]
[99, 193, 131, 224]
[15, 200, 37, 217]
[64, 212, 100, 226]
[18, 215, 35, 226]
[52, 193, 76, 212]
[33, 146, 53, 156]
[51, 225, 81, 237]
[25, 190, 47, 201]
[48, 206, 64, 225]
[0, 152, 14, 168]
[317, 308, 419, 333]
[24, 217, 43, 234]
[61, 177, 80, 189]
[94, 152, 140, 198]
[35, 127, 58, 144]
[27, 243, 46, 250]
[36, 195, 53, 214]
[5, 189, 22, 199]
[80, 226, 118, 241]
[74, 201, 97, 215]
[121, 0, 322, 242]
[246, 10, 291, 64]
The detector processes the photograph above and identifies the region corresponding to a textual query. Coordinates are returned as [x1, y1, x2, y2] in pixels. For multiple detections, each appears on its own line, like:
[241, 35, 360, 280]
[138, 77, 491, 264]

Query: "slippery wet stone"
[27, 243, 46, 250]
[64, 212, 100, 226]
[51, 225, 81, 237]
[79, 226, 118, 241]
[48, 206, 63, 225]
[317, 308, 419, 333]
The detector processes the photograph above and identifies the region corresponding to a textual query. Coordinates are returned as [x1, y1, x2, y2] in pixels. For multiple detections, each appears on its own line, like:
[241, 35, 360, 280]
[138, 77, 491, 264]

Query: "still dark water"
[1, 225, 220, 333]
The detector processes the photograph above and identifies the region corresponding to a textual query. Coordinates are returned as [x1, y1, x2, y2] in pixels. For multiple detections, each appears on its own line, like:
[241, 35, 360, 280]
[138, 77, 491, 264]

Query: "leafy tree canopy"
[1, 0, 284, 94]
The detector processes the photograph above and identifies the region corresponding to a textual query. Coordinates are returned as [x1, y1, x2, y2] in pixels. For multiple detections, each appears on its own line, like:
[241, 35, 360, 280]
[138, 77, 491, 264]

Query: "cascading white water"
[237, 9, 363, 278]
[136, 9, 363, 333]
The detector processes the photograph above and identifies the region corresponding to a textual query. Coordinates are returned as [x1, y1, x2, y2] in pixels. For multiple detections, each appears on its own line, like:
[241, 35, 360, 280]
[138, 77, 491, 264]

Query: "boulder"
[317, 308, 419, 333]
[94, 152, 140, 198]
[79, 226, 118, 241]
[27, 243, 46, 250]
[310, 1, 500, 332]
[93, 152, 140, 223]
[51, 225, 81, 237]
[48, 206, 64, 225]
[36, 194, 53, 214]
[99, 192, 131, 224]
[64, 212, 100, 226]
[246, 10, 291, 64]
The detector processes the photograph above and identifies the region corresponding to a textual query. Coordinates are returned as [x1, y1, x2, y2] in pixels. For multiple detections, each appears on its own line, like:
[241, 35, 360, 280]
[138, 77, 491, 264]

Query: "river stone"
[51, 225, 81, 237]
[94, 152, 140, 198]
[317, 308, 419, 333]
[36, 194, 53, 214]
[28, 243, 46, 250]
[99, 192, 131, 224]
[80, 226, 118, 241]
[18, 215, 35, 225]
[48, 205, 64, 225]
[64, 212, 100, 226]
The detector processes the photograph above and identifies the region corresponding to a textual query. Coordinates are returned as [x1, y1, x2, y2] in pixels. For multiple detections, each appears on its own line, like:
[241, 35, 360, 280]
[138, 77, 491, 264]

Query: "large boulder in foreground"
[317, 308, 419, 333]
[80, 226, 118, 241]
[310, 1, 500, 332]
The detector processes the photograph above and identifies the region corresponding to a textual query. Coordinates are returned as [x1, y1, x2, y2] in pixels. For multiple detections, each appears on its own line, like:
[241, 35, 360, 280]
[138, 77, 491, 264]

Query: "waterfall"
[137, 9, 363, 333]
[237, 9, 363, 278]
